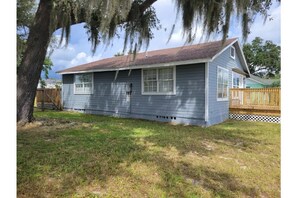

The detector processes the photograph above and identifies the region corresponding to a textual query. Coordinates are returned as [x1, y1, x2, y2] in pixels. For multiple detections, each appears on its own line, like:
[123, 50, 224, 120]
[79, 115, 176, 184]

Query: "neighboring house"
[246, 74, 277, 88]
[57, 38, 250, 126]
[37, 79, 62, 89]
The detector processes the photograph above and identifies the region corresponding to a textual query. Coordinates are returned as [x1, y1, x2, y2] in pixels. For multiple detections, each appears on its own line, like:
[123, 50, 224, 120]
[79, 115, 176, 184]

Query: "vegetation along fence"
[34, 88, 62, 110]
[229, 88, 281, 123]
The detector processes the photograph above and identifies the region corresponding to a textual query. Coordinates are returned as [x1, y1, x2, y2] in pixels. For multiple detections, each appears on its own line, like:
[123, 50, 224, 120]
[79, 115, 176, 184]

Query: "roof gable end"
[210, 39, 250, 76]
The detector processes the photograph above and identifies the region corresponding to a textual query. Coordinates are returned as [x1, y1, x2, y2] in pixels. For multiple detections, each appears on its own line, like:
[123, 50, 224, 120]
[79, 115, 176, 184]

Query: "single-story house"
[246, 74, 278, 88]
[57, 38, 250, 126]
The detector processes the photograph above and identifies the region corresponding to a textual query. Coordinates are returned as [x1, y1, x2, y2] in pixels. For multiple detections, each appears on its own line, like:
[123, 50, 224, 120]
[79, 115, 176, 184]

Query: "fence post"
[34, 95, 37, 107]
[41, 88, 45, 111]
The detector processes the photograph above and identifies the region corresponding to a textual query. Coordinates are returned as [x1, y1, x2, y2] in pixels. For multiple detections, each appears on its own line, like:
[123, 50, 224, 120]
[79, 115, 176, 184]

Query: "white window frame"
[230, 46, 235, 59]
[141, 66, 176, 95]
[217, 66, 229, 101]
[74, 73, 94, 95]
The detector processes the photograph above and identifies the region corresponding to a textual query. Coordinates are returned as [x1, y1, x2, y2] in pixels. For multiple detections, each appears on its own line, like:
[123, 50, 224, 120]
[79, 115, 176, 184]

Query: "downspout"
[205, 62, 209, 126]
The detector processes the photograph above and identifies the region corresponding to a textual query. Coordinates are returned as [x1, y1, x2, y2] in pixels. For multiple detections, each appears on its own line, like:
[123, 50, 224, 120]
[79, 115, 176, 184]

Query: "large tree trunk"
[17, 0, 53, 123]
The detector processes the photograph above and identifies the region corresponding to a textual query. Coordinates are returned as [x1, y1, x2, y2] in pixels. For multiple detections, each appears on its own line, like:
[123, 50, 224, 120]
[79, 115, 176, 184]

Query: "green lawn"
[17, 110, 280, 198]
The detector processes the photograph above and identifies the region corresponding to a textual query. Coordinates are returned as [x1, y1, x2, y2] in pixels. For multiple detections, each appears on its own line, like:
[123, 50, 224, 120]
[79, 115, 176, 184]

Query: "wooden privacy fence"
[34, 88, 62, 110]
[229, 88, 281, 116]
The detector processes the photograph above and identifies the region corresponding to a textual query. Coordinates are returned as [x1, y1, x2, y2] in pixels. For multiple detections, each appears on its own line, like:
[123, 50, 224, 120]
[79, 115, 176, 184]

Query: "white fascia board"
[57, 58, 211, 75]
[209, 39, 251, 76]
[235, 41, 251, 76]
[210, 39, 238, 62]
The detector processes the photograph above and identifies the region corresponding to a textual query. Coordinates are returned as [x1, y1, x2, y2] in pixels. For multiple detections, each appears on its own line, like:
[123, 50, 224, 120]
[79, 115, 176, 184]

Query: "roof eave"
[247, 78, 267, 85]
[209, 38, 238, 62]
[57, 58, 211, 75]
[209, 38, 251, 77]
[235, 40, 251, 76]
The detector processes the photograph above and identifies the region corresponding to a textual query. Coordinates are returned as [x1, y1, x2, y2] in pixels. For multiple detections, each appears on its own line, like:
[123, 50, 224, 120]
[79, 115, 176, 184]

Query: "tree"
[17, 0, 279, 124]
[243, 37, 280, 78]
[17, 0, 55, 81]
[271, 80, 281, 87]
[42, 57, 54, 79]
[39, 79, 46, 88]
[17, 0, 35, 67]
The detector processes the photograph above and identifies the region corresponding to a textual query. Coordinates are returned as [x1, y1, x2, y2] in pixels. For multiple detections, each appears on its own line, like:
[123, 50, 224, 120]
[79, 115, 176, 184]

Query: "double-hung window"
[217, 66, 229, 101]
[74, 73, 93, 94]
[232, 72, 246, 88]
[142, 67, 175, 94]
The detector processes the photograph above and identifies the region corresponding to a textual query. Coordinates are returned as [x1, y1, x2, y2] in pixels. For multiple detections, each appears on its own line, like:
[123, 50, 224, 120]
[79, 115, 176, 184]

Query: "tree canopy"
[243, 37, 280, 78]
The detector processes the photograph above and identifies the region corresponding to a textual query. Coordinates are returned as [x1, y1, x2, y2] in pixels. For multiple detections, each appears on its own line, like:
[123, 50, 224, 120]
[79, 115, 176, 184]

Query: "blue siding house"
[58, 38, 250, 126]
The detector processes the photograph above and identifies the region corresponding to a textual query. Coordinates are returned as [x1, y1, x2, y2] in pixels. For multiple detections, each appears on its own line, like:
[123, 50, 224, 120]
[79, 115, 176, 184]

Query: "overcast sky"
[48, 0, 281, 79]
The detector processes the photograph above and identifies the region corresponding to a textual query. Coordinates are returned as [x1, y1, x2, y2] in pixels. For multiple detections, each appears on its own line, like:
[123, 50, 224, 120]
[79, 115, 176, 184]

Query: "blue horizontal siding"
[62, 63, 206, 126]
[207, 45, 246, 126]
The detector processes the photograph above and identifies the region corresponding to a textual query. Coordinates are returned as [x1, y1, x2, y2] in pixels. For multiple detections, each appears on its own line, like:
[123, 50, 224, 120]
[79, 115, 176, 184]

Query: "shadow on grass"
[152, 156, 259, 198]
[17, 111, 279, 197]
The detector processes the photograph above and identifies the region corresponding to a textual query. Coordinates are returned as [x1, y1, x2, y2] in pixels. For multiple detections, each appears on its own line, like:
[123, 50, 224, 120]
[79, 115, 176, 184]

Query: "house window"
[142, 67, 175, 94]
[217, 66, 229, 101]
[232, 72, 246, 88]
[230, 46, 235, 59]
[74, 73, 93, 94]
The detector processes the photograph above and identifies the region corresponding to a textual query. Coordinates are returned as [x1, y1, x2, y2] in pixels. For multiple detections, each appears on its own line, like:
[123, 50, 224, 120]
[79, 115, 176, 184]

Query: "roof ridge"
[134, 37, 238, 55]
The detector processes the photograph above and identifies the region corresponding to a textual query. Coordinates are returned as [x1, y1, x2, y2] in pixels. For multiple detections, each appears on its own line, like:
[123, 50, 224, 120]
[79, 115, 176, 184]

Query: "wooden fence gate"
[34, 88, 62, 110]
[229, 88, 280, 123]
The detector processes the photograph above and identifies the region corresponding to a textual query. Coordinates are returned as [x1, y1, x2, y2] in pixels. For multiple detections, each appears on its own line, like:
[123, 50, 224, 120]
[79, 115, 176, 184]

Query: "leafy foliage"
[243, 37, 280, 78]
[17, 0, 36, 35]
[38, 57, 53, 89]
[17, 35, 27, 67]
[42, 57, 54, 79]
[39, 79, 46, 88]
[17, 0, 36, 68]
[270, 80, 280, 87]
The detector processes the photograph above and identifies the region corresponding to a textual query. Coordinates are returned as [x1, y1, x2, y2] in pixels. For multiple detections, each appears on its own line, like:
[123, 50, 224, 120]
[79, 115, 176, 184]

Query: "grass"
[17, 110, 280, 197]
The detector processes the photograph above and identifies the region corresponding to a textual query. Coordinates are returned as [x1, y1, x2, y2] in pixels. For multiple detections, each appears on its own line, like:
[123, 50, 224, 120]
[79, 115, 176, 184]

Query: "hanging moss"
[47, 0, 277, 55]
[174, 0, 275, 43]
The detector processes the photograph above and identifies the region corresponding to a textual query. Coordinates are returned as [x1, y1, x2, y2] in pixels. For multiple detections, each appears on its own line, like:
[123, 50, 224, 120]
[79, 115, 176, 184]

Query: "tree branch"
[55, 0, 158, 30]
[139, 0, 158, 13]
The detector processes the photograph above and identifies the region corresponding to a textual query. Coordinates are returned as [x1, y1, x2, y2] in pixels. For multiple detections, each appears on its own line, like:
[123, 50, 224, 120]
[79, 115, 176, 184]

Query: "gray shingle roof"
[57, 38, 237, 74]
